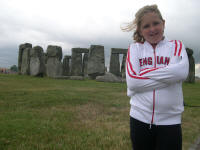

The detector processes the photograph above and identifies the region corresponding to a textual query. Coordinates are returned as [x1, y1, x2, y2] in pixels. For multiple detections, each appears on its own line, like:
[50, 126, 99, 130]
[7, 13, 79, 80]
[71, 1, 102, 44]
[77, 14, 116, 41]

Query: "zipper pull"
[149, 124, 152, 129]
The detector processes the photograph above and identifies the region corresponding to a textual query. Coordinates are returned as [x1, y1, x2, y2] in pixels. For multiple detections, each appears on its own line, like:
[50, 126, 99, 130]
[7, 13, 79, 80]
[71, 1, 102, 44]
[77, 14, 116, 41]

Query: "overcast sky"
[0, 0, 200, 76]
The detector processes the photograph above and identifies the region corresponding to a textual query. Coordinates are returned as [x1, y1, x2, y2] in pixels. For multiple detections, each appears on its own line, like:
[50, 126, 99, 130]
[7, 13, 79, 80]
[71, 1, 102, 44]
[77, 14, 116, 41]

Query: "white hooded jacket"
[126, 38, 189, 125]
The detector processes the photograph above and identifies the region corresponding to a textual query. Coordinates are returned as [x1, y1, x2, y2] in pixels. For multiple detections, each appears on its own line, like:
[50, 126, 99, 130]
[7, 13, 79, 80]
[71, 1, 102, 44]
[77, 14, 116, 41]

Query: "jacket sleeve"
[140, 41, 189, 83]
[126, 44, 170, 95]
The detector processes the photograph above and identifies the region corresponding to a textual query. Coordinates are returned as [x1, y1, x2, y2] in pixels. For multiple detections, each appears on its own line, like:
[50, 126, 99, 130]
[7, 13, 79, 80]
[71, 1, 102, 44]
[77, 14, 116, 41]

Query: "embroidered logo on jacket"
[139, 56, 170, 67]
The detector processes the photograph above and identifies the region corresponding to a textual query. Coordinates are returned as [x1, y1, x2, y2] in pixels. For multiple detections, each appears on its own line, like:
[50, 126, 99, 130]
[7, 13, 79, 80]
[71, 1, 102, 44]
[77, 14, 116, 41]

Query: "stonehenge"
[18, 43, 196, 83]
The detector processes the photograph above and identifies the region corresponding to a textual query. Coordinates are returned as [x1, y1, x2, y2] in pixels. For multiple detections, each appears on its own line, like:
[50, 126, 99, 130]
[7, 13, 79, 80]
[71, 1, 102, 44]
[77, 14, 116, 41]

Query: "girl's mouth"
[150, 32, 158, 37]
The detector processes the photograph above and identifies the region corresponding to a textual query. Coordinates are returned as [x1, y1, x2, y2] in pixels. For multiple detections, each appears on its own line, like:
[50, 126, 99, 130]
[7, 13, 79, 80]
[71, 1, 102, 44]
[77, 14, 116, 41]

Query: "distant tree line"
[10, 65, 18, 72]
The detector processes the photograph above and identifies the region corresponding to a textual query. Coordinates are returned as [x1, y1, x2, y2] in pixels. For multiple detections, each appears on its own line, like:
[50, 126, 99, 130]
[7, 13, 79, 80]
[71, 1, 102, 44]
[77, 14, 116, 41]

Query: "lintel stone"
[111, 48, 128, 54]
[72, 48, 89, 53]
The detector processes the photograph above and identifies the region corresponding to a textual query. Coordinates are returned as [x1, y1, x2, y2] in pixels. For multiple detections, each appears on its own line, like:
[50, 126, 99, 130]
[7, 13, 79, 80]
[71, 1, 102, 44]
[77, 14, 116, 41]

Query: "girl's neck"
[151, 43, 157, 49]
[149, 36, 165, 49]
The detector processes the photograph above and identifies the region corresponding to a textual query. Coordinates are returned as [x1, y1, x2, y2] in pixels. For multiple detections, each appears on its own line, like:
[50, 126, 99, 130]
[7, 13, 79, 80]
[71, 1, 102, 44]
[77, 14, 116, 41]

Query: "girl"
[122, 4, 189, 150]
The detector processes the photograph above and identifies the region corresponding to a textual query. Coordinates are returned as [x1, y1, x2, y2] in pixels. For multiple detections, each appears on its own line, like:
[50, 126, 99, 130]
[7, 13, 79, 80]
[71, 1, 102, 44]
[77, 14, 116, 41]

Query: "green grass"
[0, 74, 200, 150]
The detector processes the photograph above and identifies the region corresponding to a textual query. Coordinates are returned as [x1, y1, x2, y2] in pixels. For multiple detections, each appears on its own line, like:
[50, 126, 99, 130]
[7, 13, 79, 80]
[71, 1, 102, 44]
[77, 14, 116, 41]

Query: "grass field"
[0, 74, 200, 150]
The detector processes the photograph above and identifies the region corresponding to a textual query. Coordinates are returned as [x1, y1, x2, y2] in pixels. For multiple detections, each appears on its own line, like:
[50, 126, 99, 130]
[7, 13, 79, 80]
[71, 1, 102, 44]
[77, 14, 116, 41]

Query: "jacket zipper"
[150, 47, 157, 129]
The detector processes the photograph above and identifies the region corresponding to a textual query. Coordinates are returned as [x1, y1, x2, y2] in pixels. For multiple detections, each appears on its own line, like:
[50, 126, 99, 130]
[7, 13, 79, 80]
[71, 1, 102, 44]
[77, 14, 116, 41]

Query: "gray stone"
[111, 48, 128, 54]
[29, 46, 45, 76]
[53, 76, 70, 79]
[72, 48, 89, 53]
[21, 47, 31, 75]
[109, 53, 120, 76]
[71, 49, 83, 76]
[46, 45, 63, 77]
[46, 58, 63, 77]
[63, 55, 71, 76]
[46, 45, 62, 60]
[186, 48, 193, 56]
[70, 76, 84, 80]
[87, 45, 105, 79]
[185, 48, 195, 83]
[44, 53, 48, 64]
[51, 75, 84, 80]
[83, 53, 88, 76]
[96, 72, 122, 83]
[109, 48, 128, 77]
[18, 43, 32, 74]
[121, 54, 127, 78]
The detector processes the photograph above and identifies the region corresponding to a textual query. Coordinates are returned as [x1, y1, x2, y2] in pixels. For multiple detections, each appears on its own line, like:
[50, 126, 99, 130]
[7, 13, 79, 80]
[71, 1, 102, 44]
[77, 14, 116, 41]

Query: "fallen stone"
[96, 72, 122, 83]
[53, 76, 71, 79]
[70, 76, 84, 80]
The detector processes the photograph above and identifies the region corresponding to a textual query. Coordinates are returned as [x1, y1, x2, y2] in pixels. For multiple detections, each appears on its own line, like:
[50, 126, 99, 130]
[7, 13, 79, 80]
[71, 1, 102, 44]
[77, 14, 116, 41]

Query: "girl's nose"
[149, 25, 156, 32]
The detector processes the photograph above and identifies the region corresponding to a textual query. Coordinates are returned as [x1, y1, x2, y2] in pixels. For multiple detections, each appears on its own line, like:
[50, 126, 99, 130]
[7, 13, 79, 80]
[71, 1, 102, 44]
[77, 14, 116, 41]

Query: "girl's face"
[139, 12, 165, 44]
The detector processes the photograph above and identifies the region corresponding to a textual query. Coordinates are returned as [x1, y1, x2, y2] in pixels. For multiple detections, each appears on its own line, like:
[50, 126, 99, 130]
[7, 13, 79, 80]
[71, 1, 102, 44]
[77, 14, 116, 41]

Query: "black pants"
[130, 117, 182, 150]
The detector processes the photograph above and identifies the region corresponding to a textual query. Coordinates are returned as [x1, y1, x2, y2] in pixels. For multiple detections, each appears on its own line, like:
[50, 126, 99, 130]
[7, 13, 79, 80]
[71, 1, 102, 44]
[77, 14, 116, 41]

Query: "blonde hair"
[121, 4, 164, 43]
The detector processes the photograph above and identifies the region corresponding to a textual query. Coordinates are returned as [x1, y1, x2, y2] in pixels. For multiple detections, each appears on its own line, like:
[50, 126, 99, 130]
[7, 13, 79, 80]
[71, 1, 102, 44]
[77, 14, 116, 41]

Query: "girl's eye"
[153, 21, 160, 26]
[143, 24, 150, 29]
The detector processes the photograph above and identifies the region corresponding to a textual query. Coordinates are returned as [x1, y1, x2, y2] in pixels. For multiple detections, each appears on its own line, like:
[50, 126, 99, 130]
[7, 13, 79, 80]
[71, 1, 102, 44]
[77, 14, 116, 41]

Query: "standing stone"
[46, 45, 63, 77]
[18, 43, 32, 74]
[63, 55, 71, 76]
[21, 47, 31, 75]
[83, 53, 88, 76]
[87, 45, 105, 79]
[110, 53, 120, 76]
[46, 45, 62, 60]
[29, 46, 45, 76]
[185, 48, 195, 83]
[44, 53, 48, 64]
[71, 48, 83, 76]
[121, 54, 127, 78]
[43, 52, 48, 76]
[109, 48, 128, 77]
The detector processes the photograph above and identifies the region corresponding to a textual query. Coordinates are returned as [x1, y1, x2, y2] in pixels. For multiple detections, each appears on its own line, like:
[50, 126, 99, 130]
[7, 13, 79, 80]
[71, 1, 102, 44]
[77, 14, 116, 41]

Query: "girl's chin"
[148, 38, 162, 44]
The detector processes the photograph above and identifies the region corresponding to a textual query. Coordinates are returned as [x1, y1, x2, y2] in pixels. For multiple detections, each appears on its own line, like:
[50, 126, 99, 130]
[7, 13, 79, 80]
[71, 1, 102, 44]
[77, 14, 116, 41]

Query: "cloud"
[0, 0, 199, 68]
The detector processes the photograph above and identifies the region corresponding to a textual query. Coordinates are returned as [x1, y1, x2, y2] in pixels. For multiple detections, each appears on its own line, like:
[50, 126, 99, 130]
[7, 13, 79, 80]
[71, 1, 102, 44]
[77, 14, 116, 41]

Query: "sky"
[0, 0, 200, 76]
